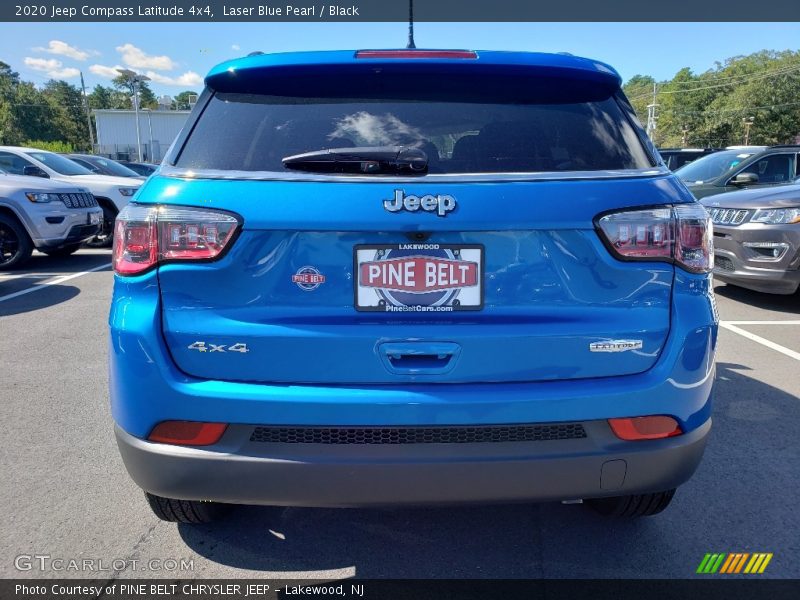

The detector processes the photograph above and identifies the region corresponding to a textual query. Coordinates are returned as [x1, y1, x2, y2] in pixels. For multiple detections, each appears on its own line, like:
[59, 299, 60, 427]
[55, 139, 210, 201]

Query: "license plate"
[355, 244, 483, 312]
[88, 212, 101, 225]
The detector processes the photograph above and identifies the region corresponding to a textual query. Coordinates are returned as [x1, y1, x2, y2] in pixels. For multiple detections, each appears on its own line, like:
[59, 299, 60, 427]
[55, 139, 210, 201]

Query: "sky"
[1, 22, 798, 97]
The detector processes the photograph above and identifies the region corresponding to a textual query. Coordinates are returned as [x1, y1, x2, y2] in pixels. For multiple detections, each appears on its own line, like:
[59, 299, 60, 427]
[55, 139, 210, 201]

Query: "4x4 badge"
[383, 190, 456, 217]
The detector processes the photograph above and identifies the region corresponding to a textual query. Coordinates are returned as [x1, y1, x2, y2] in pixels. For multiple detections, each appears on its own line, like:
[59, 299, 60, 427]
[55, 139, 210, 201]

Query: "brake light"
[148, 421, 228, 446]
[113, 205, 240, 275]
[596, 204, 713, 273]
[356, 50, 477, 59]
[608, 416, 682, 441]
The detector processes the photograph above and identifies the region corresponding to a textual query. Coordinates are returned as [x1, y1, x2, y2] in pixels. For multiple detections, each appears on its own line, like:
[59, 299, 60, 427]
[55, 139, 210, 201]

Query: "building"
[92, 109, 191, 163]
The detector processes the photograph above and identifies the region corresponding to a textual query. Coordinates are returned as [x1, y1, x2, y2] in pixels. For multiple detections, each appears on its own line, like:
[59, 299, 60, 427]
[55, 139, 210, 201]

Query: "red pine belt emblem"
[360, 256, 478, 293]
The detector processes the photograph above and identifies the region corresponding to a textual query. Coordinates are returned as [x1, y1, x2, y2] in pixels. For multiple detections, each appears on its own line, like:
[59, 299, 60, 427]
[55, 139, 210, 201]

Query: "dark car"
[118, 161, 158, 177]
[658, 148, 719, 171]
[702, 183, 800, 294]
[677, 145, 800, 199]
[66, 154, 144, 179]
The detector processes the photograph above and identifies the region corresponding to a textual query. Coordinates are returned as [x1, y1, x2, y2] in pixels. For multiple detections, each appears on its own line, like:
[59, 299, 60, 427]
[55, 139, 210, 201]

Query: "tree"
[88, 85, 113, 109]
[0, 61, 24, 144]
[112, 72, 157, 109]
[172, 90, 198, 110]
[623, 50, 800, 148]
[41, 79, 90, 150]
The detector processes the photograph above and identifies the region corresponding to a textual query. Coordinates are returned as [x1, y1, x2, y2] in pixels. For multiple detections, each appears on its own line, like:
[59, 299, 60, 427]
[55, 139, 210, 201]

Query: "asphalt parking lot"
[0, 250, 798, 580]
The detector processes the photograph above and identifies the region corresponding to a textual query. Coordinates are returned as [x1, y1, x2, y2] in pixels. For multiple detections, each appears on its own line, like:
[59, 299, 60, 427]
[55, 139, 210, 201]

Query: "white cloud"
[24, 57, 80, 79]
[144, 70, 203, 87]
[25, 57, 61, 71]
[33, 40, 96, 61]
[48, 67, 80, 79]
[231, 44, 241, 51]
[116, 43, 175, 71]
[89, 64, 127, 79]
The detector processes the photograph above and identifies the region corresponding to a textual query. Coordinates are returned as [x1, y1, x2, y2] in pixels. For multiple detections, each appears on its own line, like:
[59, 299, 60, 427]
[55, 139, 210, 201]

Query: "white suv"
[0, 168, 103, 269]
[0, 147, 142, 247]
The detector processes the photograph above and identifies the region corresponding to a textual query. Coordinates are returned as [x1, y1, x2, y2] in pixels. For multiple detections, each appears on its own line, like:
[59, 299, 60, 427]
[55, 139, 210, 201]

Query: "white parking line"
[719, 321, 800, 362]
[0, 273, 51, 281]
[0, 264, 110, 304]
[722, 320, 800, 325]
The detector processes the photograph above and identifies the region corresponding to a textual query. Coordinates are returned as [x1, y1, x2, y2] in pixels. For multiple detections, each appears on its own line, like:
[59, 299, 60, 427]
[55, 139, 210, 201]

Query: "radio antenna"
[406, 0, 416, 49]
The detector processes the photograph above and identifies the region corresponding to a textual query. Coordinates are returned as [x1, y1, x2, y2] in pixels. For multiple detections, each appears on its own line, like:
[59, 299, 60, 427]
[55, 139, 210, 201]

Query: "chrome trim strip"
[158, 165, 671, 184]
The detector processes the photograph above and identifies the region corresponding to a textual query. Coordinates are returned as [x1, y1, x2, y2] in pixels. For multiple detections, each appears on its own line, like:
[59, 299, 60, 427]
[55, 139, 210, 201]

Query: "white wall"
[93, 110, 190, 162]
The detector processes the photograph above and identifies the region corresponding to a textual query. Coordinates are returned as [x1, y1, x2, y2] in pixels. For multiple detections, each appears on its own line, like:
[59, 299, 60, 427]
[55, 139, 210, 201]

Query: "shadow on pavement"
[0, 283, 80, 316]
[176, 362, 799, 578]
[714, 283, 800, 315]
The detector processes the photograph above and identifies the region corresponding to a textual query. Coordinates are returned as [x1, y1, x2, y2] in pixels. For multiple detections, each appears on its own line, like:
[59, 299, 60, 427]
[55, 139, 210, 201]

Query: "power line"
[656, 99, 800, 116]
[658, 63, 800, 88]
[626, 64, 800, 101]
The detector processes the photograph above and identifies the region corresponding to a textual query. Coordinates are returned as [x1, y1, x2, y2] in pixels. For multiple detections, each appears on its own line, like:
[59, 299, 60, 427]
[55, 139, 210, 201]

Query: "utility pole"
[79, 71, 95, 151]
[646, 82, 659, 142]
[117, 69, 150, 162]
[681, 125, 689, 148]
[742, 116, 755, 146]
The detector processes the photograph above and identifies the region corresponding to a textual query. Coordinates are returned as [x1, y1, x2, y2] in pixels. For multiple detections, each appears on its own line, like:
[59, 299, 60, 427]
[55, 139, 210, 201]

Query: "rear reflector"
[148, 421, 228, 446]
[113, 205, 241, 275]
[596, 204, 713, 273]
[608, 416, 682, 441]
[356, 50, 477, 59]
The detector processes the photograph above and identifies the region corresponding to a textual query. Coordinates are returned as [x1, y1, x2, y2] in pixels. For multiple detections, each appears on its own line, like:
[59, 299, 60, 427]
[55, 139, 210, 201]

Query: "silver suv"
[0, 168, 102, 269]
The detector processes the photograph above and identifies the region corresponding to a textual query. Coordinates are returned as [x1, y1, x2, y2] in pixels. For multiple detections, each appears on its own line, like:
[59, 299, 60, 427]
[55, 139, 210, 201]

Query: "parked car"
[110, 49, 716, 523]
[118, 161, 158, 177]
[0, 167, 102, 269]
[0, 147, 141, 247]
[677, 145, 800, 199]
[658, 148, 719, 171]
[702, 183, 800, 294]
[66, 153, 145, 180]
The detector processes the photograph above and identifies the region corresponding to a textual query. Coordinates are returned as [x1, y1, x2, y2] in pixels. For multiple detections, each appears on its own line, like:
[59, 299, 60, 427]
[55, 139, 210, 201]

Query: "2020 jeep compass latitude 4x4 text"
[109, 49, 716, 523]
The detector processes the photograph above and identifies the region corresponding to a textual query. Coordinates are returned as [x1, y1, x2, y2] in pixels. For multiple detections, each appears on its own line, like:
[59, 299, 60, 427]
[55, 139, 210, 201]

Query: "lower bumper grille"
[715, 255, 735, 272]
[250, 423, 587, 444]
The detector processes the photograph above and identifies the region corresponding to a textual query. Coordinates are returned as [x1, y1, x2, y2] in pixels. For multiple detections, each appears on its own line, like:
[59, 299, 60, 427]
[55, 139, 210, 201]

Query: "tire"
[144, 492, 230, 523]
[0, 213, 33, 270]
[41, 243, 82, 257]
[84, 204, 116, 248]
[587, 488, 676, 517]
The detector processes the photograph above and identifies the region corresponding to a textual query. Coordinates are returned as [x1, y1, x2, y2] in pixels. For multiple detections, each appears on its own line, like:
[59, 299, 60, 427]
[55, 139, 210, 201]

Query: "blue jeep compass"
[109, 49, 717, 522]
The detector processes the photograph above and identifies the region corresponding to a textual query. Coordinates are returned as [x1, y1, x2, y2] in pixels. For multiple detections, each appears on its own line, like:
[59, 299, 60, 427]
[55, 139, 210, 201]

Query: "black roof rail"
[767, 144, 800, 149]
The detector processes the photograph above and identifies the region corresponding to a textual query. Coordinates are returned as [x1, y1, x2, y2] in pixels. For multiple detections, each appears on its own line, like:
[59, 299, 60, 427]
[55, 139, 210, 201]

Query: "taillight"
[596, 204, 713, 273]
[113, 205, 240, 276]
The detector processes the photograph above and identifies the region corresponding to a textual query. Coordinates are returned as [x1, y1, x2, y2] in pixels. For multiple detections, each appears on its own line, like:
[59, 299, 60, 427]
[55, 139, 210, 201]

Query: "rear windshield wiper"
[282, 146, 428, 175]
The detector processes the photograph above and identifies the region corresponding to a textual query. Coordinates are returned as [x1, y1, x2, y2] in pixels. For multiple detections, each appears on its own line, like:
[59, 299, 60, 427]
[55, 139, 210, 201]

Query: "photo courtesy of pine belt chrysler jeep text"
[109, 49, 717, 523]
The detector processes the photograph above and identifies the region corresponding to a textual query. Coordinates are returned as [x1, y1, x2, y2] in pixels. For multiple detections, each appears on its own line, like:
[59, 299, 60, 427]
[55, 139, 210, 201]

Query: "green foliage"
[22, 140, 75, 153]
[111, 72, 158, 109]
[624, 50, 800, 148]
[172, 90, 198, 110]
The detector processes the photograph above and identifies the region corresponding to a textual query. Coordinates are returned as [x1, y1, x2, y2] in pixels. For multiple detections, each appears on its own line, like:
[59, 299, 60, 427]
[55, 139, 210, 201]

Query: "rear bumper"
[115, 419, 710, 507]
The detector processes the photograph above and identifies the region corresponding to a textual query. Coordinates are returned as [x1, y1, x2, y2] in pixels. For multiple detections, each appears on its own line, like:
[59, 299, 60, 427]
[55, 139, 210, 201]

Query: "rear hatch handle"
[378, 341, 461, 375]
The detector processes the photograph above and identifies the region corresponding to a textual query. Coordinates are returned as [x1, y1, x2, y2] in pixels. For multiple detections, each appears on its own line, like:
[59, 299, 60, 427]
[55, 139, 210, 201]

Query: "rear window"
[176, 92, 653, 174]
